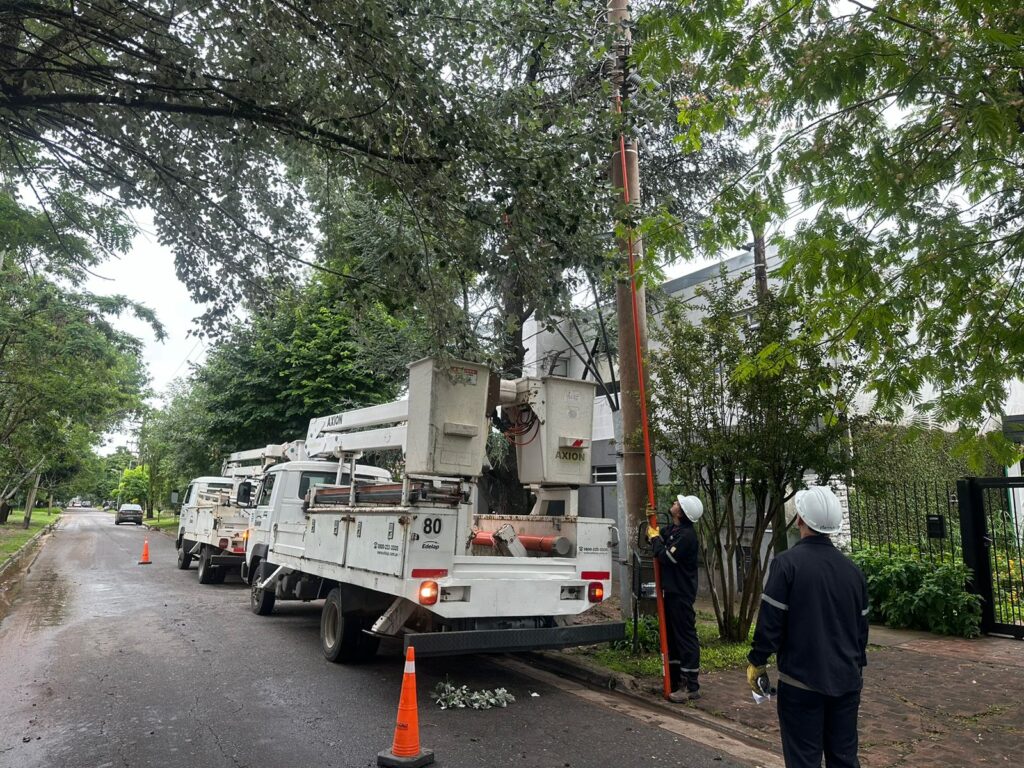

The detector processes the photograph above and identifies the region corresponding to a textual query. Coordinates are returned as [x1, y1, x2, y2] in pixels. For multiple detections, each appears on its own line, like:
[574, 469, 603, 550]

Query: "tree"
[639, 0, 1024, 464]
[649, 268, 852, 640]
[0, 198, 150, 517]
[117, 465, 149, 505]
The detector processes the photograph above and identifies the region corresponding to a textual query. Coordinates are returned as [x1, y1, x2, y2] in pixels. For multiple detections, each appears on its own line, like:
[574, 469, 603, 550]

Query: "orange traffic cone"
[138, 538, 152, 565]
[377, 646, 434, 768]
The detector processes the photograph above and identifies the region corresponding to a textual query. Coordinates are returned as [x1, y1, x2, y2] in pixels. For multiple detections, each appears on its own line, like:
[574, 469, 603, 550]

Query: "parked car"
[115, 504, 144, 525]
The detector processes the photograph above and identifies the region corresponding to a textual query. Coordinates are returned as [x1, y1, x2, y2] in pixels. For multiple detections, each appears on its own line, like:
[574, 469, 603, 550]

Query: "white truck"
[239, 357, 624, 661]
[175, 476, 242, 583]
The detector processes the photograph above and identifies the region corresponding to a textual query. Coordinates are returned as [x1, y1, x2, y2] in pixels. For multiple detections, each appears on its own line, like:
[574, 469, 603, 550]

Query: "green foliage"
[649, 268, 855, 640]
[0, 197, 150, 506]
[638, 0, 1024, 462]
[117, 466, 150, 506]
[597, 612, 752, 676]
[851, 423, 1002, 494]
[431, 679, 515, 710]
[851, 547, 981, 638]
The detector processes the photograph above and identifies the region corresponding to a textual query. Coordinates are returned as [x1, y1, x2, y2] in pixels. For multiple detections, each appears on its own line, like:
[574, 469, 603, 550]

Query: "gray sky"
[86, 209, 207, 454]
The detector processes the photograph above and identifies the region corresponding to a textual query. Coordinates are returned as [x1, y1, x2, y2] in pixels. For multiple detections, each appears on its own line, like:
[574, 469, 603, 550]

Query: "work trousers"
[777, 681, 861, 768]
[663, 593, 699, 692]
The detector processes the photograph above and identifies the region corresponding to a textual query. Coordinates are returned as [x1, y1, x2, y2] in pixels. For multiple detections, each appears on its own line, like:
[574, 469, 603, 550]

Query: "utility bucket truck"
[176, 476, 244, 583]
[176, 443, 312, 584]
[243, 357, 624, 661]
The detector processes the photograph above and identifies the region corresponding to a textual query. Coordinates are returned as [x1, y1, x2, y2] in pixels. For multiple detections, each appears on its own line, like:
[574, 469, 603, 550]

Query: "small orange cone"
[138, 538, 152, 565]
[377, 646, 434, 768]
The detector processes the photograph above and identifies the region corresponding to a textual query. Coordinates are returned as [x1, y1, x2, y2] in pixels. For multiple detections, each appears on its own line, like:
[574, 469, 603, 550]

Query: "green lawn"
[586, 611, 754, 678]
[0, 508, 62, 560]
[144, 512, 180, 532]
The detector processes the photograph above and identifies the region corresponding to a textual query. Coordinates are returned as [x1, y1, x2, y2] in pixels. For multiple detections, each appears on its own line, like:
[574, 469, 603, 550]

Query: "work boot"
[668, 689, 701, 703]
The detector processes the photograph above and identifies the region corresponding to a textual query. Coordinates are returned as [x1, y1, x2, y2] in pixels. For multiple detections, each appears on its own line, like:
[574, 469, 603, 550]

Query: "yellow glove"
[646, 525, 661, 541]
[746, 664, 772, 695]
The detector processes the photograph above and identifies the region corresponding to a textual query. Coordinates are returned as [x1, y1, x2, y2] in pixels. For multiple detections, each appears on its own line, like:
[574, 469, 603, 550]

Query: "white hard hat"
[795, 486, 842, 535]
[676, 494, 704, 523]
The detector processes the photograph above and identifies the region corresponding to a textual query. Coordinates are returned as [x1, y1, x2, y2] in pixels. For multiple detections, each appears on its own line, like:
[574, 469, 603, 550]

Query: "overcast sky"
[86, 209, 208, 454]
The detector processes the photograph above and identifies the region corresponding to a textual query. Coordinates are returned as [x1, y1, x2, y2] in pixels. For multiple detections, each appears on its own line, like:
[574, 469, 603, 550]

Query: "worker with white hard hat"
[746, 485, 869, 768]
[647, 494, 704, 702]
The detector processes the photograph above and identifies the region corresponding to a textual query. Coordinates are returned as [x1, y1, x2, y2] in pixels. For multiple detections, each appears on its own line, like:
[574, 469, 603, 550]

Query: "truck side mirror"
[236, 481, 253, 507]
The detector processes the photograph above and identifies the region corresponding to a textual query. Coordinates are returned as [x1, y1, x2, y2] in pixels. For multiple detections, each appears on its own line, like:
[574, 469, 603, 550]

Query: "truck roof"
[190, 476, 234, 485]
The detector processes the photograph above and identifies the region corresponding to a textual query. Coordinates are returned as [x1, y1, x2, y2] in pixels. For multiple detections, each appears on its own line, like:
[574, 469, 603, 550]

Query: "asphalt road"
[0, 509, 749, 768]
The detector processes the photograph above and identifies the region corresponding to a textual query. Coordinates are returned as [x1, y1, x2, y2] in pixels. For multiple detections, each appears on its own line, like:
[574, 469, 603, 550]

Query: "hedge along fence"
[851, 546, 982, 638]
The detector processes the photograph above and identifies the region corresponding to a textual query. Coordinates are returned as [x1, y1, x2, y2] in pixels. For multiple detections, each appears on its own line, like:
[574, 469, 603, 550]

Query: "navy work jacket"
[748, 535, 869, 697]
[651, 518, 699, 601]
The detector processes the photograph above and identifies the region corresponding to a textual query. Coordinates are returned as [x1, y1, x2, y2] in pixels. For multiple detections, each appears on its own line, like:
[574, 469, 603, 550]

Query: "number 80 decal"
[422, 517, 443, 535]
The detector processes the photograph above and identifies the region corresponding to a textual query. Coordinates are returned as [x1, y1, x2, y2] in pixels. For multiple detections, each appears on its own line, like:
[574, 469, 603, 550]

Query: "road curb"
[0, 518, 60, 581]
[524, 649, 780, 756]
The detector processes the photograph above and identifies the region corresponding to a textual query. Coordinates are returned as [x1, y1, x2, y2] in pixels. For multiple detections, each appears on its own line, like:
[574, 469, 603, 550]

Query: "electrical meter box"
[405, 358, 490, 478]
[514, 377, 596, 485]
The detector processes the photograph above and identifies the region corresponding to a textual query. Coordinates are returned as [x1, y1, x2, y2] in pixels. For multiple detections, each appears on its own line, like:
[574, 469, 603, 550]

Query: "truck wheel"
[250, 563, 276, 616]
[197, 546, 217, 585]
[320, 588, 380, 663]
[176, 541, 193, 570]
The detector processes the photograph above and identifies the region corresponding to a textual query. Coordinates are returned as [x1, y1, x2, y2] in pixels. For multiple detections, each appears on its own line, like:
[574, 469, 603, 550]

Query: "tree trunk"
[22, 472, 41, 529]
[0, 498, 11, 524]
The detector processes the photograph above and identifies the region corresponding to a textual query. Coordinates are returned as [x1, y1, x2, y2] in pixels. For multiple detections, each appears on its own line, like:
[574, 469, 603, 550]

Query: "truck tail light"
[218, 537, 229, 550]
[588, 582, 605, 603]
[418, 580, 439, 606]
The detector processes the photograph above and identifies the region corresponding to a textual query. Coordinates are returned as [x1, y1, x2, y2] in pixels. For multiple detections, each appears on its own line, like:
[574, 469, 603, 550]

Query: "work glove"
[646, 525, 661, 541]
[746, 664, 774, 696]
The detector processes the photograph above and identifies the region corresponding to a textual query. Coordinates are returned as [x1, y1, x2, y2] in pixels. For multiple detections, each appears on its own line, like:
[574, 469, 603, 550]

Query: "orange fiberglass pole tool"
[616, 111, 671, 700]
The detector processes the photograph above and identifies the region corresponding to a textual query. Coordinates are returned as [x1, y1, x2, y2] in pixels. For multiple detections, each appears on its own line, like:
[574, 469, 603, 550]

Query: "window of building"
[592, 465, 617, 484]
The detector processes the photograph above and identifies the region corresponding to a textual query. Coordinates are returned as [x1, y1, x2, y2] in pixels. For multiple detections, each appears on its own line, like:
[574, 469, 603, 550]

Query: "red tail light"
[588, 582, 605, 603]
[418, 580, 439, 606]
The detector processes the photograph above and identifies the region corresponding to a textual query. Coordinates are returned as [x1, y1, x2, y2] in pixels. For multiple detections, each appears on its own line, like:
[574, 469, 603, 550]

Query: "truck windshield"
[298, 471, 337, 498]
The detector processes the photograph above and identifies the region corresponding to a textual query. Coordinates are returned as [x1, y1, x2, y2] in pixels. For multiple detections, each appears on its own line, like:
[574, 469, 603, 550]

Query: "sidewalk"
[543, 625, 1023, 767]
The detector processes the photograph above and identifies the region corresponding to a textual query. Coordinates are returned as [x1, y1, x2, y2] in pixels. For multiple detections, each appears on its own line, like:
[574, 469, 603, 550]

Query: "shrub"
[851, 547, 981, 638]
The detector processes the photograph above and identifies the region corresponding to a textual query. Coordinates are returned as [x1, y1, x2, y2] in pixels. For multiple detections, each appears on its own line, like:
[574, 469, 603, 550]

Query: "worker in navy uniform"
[647, 494, 704, 702]
[747, 485, 869, 768]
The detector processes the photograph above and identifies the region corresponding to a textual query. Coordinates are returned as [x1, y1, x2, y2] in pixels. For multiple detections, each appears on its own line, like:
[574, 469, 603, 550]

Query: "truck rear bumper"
[209, 551, 244, 567]
[403, 621, 624, 657]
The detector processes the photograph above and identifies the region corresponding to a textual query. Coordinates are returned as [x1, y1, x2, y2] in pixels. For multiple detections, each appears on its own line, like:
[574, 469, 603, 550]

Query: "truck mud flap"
[404, 622, 625, 657]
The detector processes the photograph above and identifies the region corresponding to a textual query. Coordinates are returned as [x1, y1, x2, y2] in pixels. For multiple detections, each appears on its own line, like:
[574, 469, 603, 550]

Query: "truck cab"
[242, 460, 391, 584]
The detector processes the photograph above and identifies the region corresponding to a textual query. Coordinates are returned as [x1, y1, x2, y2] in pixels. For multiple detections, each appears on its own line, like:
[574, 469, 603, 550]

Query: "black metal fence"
[848, 480, 962, 563]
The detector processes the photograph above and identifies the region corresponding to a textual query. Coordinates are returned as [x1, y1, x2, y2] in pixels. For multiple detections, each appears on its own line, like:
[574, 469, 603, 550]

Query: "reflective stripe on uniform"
[680, 667, 700, 673]
[761, 593, 789, 611]
[861, 606, 870, 616]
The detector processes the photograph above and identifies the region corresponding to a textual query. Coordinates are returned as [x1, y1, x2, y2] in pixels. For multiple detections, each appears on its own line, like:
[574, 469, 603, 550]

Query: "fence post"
[957, 477, 995, 634]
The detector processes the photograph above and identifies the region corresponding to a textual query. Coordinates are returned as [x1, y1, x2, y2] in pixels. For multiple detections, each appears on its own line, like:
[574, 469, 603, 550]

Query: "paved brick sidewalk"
[665, 627, 1022, 766]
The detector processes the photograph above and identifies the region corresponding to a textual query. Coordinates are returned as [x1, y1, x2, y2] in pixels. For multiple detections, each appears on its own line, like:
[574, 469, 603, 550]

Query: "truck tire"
[250, 562, 276, 616]
[320, 588, 380, 663]
[176, 540, 193, 570]
[197, 546, 218, 585]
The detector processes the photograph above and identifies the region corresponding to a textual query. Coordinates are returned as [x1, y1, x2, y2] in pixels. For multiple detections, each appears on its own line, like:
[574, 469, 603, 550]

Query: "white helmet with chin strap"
[676, 494, 704, 523]
[795, 485, 843, 535]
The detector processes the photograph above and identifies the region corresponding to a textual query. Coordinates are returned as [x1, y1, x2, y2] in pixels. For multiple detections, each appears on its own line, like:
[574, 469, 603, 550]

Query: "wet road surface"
[0, 509, 750, 768]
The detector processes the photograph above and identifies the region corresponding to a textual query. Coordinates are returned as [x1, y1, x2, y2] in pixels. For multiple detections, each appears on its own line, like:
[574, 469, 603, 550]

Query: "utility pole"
[609, 0, 652, 605]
